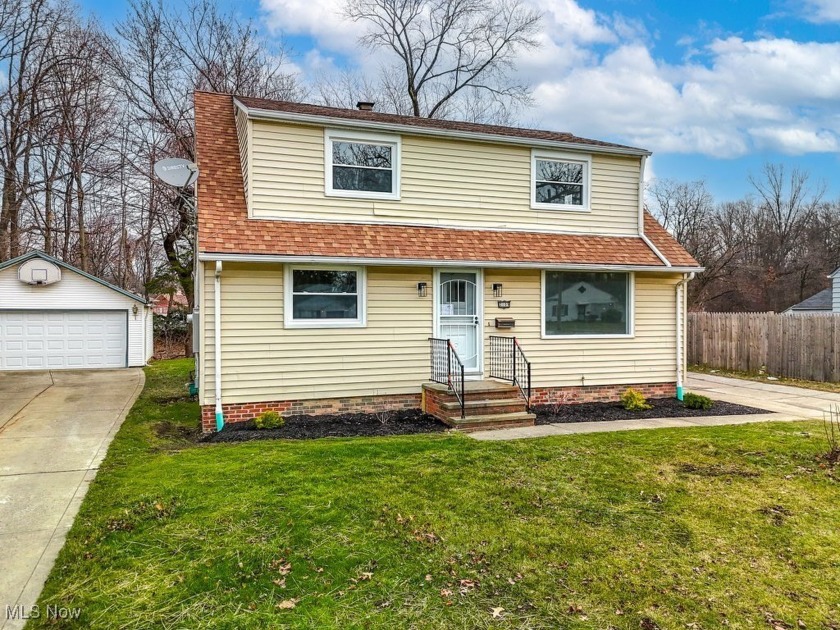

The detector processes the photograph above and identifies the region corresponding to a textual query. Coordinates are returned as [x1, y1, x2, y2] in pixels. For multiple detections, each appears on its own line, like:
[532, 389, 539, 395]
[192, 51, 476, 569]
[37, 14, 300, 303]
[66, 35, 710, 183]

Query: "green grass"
[32, 359, 840, 629]
[690, 363, 840, 395]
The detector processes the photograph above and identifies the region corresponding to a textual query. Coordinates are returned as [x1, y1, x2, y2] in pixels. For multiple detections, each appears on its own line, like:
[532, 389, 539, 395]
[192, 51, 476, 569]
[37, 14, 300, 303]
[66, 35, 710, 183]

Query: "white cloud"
[260, 0, 840, 158]
[530, 0, 614, 44]
[643, 155, 655, 184]
[530, 35, 840, 157]
[749, 126, 839, 153]
[261, 0, 363, 52]
[803, 0, 840, 22]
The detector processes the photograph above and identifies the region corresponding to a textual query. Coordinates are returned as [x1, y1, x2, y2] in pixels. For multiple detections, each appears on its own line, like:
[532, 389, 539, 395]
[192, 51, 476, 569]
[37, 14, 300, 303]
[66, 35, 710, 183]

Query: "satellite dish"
[154, 158, 199, 188]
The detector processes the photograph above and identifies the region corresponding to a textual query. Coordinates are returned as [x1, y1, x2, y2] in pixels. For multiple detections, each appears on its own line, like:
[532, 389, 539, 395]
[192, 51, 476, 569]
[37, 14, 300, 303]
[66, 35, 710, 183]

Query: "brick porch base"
[201, 382, 676, 432]
[201, 393, 421, 433]
[531, 382, 676, 405]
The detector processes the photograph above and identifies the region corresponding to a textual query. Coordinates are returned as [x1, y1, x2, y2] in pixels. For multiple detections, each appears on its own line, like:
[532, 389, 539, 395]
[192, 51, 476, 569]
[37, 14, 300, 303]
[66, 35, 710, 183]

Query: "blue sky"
[83, 0, 840, 202]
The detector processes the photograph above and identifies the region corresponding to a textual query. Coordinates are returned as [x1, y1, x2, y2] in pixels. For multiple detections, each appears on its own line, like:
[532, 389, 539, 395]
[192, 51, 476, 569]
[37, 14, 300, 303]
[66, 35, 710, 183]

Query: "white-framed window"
[325, 129, 400, 200]
[531, 150, 591, 211]
[541, 270, 633, 338]
[284, 265, 366, 328]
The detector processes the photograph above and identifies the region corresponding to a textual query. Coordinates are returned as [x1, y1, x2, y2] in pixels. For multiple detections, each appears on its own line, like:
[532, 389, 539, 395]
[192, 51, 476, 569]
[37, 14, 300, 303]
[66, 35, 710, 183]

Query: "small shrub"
[683, 392, 713, 410]
[621, 388, 652, 411]
[601, 308, 623, 323]
[254, 410, 284, 430]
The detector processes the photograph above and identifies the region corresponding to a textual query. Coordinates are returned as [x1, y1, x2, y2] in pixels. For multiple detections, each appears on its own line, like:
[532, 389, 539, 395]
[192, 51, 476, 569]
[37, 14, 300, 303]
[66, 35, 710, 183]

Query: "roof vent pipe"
[356, 101, 375, 111]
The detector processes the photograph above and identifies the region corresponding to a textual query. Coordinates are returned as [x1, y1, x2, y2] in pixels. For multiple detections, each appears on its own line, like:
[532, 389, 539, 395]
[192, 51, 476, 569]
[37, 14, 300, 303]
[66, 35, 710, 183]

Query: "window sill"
[284, 320, 367, 329]
[531, 203, 591, 212]
[325, 189, 400, 201]
[540, 333, 635, 340]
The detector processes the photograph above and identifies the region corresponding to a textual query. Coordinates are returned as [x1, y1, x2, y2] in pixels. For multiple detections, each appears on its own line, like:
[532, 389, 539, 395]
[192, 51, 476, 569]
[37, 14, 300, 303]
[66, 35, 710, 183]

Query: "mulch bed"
[534, 397, 768, 425]
[203, 409, 448, 442]
[202, 398, 770, 442]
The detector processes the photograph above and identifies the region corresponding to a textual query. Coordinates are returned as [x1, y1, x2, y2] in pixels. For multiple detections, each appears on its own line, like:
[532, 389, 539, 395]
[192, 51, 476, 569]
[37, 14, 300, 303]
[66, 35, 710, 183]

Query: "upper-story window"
[531, 150, 591, 212]
[325, 130, 401, 200]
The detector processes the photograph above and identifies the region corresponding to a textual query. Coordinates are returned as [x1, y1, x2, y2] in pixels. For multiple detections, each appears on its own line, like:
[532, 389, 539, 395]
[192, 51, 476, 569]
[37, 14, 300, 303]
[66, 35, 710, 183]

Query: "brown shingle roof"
[235, 95, 648, 154]
[194, 91, 700, 270]
[643, 212, 699, 267]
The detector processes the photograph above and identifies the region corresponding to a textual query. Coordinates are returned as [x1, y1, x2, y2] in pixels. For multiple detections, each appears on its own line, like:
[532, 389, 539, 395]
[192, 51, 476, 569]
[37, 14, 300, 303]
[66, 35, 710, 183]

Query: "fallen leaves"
[459, 579, 478, 594]
[413, 529, 441, 545]
[491, 607, 505, 619]
[275, 599, 297, 610]
[269, 558, 292, 576]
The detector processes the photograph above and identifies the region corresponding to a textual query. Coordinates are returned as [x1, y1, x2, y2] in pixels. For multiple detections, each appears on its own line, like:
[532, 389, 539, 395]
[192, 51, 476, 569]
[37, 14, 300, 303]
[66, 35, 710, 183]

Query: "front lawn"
[33, 360, 840, 629]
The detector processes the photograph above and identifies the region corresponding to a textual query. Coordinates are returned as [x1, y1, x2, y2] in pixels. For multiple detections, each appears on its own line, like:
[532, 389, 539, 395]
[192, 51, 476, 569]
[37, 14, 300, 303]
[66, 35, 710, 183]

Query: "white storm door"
[437, 271, 481, 374]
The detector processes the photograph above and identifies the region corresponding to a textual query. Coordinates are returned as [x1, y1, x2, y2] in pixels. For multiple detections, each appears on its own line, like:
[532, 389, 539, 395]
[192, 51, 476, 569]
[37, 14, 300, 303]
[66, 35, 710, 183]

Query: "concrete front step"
[432, 387, 522, 404]
[423, 380, 533, 432]
[440, 397, 527, 416]
[440, 411, 536, 432]
[425, 379, 519, 394]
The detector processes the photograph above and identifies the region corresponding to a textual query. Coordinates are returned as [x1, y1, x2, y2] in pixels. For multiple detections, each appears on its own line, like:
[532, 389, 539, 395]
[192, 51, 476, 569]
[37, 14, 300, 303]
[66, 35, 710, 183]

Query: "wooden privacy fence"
[687, 312, 840, 382]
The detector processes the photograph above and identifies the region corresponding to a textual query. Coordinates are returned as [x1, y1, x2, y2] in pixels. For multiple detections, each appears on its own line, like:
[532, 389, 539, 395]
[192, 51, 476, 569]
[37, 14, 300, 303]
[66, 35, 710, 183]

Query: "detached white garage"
[0, 251, 153, 370]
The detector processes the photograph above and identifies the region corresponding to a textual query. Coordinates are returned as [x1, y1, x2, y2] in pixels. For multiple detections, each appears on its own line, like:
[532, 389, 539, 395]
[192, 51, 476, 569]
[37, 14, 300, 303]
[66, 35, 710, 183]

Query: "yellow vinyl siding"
[247, 120, 641, 235]
[202, 262, 433, 405]
[197, 257, 206, 404]
[483, 270, 680, 387]
[201, 263, 680, 406]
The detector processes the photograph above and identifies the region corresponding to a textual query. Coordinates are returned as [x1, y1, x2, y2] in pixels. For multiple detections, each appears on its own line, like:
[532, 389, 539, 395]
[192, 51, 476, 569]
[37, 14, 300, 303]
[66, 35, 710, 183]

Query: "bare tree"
[650, 179, 740, 307]
[112, 0, 304, 298]
[0, 0, 67, 260]
[653, 165, 835, 313]
[111, 0, 304, 354]
[344, 0, 541, 120]
[749, 163, 823, 272]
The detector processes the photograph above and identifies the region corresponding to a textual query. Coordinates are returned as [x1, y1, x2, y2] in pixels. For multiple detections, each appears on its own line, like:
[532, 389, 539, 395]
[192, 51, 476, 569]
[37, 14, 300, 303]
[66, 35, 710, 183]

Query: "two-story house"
[194, 91, 702, 433]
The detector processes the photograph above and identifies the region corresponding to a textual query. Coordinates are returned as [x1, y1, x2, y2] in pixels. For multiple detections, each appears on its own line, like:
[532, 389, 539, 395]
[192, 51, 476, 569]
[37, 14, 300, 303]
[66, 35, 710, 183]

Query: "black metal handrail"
[489, 335, 532, 411]
[429, 337, 465, 418]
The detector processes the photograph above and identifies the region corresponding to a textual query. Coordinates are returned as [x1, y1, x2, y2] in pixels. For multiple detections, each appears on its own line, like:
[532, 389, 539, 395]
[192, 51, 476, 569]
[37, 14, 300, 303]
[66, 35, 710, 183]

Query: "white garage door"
[0, 311, 127, 370]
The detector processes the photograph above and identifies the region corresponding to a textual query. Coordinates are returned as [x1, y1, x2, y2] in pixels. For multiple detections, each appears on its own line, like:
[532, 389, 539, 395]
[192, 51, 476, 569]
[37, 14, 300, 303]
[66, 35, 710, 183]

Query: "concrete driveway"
[0, 369, 143, 630]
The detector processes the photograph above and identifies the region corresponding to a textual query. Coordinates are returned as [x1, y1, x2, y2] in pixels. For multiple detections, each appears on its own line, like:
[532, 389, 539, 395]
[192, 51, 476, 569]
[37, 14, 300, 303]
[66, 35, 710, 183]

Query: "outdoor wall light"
[493, 283, 503, 297]
[132, 304, 139, 318]
[417, 282, 428, 297]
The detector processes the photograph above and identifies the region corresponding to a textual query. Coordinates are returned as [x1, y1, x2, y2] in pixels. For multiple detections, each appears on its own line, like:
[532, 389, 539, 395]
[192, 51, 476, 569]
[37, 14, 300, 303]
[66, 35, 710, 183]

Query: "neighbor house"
[149, 291, 189, 316]
[193, 92, 702, 433]
[784, 268, 840, 314]
[784, 288, 833, 314]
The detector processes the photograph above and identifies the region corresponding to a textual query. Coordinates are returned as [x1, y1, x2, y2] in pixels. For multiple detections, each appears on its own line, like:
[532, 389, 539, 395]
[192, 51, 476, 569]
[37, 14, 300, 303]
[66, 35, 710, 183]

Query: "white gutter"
[197, 252, 703, 273]
[235, 99, 652, 159]
[675, 272, 695, 400]
[214, 260, 224, 431]
[641, 233, 671, 267]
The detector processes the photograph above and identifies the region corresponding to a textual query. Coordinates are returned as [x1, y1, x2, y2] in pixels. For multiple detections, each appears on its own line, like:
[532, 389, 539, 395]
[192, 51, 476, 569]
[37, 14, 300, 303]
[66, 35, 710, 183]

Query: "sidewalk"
[470, 372, 835, 441]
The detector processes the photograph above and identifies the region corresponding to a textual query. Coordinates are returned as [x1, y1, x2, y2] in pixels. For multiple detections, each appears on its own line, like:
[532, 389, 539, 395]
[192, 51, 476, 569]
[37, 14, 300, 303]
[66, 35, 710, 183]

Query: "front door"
[437, 271, 481, 374]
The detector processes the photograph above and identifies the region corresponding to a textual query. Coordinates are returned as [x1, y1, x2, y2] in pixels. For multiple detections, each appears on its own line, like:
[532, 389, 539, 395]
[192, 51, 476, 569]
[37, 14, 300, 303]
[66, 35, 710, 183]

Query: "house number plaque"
[497, 300, 511, 309]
